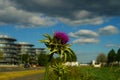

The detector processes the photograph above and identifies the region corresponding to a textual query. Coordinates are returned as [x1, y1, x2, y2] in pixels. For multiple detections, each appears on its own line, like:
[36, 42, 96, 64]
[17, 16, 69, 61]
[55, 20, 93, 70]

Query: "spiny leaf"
[65, 48, 73, 55]
[43, 34, 52, 41]
[49, 49, 57, 55]
[40, 40, 50, 43]
[63, 44, 71, 47]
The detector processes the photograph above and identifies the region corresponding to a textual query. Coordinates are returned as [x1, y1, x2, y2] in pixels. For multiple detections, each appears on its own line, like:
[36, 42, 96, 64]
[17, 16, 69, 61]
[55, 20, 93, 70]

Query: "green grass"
[79, 66, 120, 80]
[48, 66, 120, 80]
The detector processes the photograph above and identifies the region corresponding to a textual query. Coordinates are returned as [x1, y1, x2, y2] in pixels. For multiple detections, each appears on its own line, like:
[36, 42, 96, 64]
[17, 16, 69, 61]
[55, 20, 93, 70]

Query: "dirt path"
[11, 73, 44, 80]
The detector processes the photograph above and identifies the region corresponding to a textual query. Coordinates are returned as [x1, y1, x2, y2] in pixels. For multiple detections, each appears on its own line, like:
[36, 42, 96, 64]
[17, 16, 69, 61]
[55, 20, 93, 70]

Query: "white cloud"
[68, 29, 99, 38]
[105, 44, 120, 48]
[68, 32, 78, 38]
[28, 16, 57, 26]
[99, 25, 119, 35]
[58, 16, 104, 25]
[0, 0, 57, 27]
[69, 29, 100, 44]
[69, 25, 119, 45]
[75, 30, 99, 37]
[73, 38, 99, 44]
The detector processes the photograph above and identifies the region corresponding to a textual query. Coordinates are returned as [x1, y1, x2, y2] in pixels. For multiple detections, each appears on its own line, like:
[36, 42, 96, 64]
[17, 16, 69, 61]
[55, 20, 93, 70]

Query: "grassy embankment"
[0, 69, 45, 80]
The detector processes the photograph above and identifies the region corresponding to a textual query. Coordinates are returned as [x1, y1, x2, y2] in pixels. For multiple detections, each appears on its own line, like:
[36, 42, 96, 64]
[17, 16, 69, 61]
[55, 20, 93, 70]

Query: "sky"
[0, 0, 120, 63]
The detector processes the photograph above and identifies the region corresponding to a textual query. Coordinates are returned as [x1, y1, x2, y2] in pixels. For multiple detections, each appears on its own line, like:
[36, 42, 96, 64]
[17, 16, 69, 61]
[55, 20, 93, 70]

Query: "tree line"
[19, 50, 77, 66]
[37, 50, 77, 66]
[96, 48, 120, 66]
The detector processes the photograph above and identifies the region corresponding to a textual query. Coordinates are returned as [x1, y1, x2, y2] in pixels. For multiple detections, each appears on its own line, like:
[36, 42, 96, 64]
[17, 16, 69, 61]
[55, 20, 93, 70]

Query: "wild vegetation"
[0, 66, 119, 80]
[48, 66, 120, 80]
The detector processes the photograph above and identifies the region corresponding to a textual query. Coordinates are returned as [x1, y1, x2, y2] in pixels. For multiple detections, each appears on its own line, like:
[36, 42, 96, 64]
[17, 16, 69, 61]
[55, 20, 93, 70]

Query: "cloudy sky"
[0, 0, 120, 63]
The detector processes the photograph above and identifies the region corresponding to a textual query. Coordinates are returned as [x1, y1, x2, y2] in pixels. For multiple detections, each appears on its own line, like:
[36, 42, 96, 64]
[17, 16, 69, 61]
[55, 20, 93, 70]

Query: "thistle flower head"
[54, 32, 69, 44]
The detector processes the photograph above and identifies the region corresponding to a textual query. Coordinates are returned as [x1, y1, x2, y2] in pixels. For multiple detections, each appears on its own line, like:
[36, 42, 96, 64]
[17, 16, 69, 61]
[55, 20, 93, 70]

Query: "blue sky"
[0, 0, 120, 63]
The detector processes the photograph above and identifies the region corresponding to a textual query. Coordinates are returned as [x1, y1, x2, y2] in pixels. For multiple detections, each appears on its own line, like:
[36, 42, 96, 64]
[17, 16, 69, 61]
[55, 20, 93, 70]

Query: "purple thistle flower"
[54, 32, 69, 44]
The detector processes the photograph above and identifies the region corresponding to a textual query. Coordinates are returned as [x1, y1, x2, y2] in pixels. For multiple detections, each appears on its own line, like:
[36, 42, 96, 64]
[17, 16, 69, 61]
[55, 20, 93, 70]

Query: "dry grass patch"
[0, 69, 45, 80]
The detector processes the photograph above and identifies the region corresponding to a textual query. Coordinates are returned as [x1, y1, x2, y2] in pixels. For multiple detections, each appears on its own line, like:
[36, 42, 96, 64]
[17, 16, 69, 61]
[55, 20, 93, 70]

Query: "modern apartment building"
[0, 35, 18, 64]
[0, 34, 45, 65]
[35, 48, 46, 55]
[16, 42, 36, 64]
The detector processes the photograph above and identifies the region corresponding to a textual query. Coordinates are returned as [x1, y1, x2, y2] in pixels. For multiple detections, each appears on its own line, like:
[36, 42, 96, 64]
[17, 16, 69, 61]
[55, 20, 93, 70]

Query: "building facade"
[16, 42, 36, 64]
[0, 35, 18, 64]
[0, 34, 45, 65]
[35, 48, 45, 55]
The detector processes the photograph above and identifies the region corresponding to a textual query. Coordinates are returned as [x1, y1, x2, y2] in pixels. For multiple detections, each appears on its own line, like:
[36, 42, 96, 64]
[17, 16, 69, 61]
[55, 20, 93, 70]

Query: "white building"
[0, 35, 17, 65]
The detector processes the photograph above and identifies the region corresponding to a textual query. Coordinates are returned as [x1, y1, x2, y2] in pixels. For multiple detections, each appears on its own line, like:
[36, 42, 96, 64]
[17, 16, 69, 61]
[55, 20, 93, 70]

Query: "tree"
[66, 49, 77, 62]
[0, 51, 3, 60]
[21, 53, 30, 64]
[107, 49, 116, 64]
[96, 53, 107, 63]
[116, 48, 120, 65]
[38, 52, 49, 66]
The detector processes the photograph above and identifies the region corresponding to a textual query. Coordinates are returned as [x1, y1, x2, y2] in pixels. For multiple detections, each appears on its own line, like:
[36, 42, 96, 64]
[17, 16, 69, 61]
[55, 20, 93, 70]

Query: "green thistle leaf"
[40, 40, 49, 43]
[49, 49, 57, 55]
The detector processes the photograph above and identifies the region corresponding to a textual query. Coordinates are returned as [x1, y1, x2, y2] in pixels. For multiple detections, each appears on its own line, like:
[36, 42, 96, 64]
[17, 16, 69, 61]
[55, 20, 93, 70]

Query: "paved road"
[12, 73, 44, 80]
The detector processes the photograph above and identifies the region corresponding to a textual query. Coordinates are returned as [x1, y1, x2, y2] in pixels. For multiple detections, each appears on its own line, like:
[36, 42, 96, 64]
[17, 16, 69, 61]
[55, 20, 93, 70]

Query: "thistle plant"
[40, 32, 76, 80]
[51, 63, 68, 80]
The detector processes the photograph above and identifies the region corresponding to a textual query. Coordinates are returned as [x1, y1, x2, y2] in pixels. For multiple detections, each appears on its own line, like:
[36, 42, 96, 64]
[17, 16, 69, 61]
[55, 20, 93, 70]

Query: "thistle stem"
[59, 76, 61, 80]
[44, 53, 53, 80]
[44, 62, 50, 80]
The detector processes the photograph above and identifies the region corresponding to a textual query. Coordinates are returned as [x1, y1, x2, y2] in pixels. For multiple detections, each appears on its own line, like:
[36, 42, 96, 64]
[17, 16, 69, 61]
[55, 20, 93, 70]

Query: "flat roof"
[0, 35, 16, 41]
[16, 42, 34, 46]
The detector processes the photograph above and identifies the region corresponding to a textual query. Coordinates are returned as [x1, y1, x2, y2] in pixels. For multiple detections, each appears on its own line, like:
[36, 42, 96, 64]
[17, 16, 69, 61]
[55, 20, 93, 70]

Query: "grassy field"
[0, 66, 120, 80]
[0, 69, 45, 80]
[49, 66, 120, 80]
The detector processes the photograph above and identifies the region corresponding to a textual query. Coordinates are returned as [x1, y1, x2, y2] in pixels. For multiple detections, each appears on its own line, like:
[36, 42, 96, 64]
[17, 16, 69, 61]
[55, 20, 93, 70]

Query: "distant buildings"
[16, 42, 36, 64]
[64, 62, 79, 66]
[0, 34, 45, 65]
[0, 35, 17, 65]
[92, 60, 101, 68]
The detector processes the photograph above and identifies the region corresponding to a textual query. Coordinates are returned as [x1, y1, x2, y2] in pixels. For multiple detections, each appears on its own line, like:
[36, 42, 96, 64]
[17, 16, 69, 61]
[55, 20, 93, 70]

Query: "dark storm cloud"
[10, 0, 74, 19]
[1, 0, 120, 27]
[11, 0, 120, 18]
[0, 0, 57, 27]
